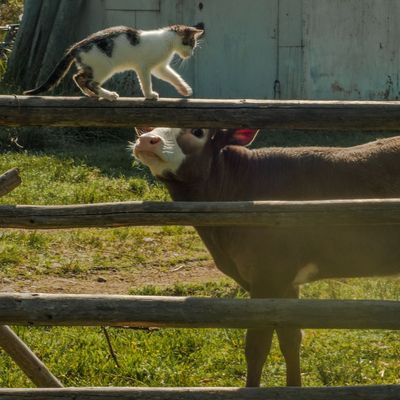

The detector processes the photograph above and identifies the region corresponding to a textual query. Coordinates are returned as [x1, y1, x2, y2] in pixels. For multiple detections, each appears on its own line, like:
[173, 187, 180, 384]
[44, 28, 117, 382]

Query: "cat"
[23, 24, 204, 101]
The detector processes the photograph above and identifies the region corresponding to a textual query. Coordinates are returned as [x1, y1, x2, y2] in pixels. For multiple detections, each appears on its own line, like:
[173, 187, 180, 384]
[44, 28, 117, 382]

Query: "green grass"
[0, 143, 184, 282]
[0, 139, 399, 388]
[0, 226, 208, 280]
[0, 145, 168, 205]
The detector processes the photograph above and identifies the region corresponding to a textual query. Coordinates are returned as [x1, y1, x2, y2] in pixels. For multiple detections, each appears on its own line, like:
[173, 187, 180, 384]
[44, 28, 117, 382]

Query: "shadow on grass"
[0, 126, 156, 180]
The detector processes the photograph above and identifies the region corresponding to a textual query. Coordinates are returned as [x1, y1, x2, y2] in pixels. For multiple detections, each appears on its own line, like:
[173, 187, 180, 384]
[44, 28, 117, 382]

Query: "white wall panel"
[105, 0, 160, 11]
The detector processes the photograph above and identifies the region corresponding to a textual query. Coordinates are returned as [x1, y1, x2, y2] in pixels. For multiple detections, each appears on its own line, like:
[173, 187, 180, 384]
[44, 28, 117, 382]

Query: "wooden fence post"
[0, 168, 21, 197]
[0, 326, 63, 388]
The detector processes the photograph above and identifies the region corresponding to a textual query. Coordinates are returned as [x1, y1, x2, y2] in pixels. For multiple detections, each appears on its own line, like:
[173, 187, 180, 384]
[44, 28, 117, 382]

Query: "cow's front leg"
[245, 327, 274, 387]
[276, 327, 302, 386]
[245, 281, 284, 387]
[276, 286, 302, 386]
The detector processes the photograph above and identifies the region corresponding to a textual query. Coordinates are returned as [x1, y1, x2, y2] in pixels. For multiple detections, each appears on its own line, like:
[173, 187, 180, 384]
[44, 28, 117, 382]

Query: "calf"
[132, 128, 400, 387]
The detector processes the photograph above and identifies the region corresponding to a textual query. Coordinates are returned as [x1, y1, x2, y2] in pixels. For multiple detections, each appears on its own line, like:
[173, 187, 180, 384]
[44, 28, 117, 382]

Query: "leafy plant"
[0, 0, 23, 80]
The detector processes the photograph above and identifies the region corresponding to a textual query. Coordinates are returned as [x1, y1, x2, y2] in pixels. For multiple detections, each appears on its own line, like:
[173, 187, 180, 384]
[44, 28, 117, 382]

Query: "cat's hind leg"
[73, 72, 97, 97]
[87, 81, 119, 101]
[153, 65, 193, 97]
[73, 69, 119, 101]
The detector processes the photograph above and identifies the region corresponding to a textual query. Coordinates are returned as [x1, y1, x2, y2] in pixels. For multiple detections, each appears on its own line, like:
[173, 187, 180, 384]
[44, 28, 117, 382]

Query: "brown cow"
[132, 128, 400, 387]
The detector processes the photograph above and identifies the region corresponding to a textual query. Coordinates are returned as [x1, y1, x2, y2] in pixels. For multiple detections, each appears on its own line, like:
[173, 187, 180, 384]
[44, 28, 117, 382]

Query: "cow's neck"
[164, 179, 208, 201]
[209, 146, 273, 201]
[164, 146, 274, 202]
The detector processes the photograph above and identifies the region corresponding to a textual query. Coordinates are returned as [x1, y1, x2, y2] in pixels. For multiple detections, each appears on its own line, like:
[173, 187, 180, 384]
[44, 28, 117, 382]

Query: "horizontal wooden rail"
[1, 293, 399, 329]
[2, 199, 400, 229]
[1, 385, 400, 400]
[2, 96, 400, 129]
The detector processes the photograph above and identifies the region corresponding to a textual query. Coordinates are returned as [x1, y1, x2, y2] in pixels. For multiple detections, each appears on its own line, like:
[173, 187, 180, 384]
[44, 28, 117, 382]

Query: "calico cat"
[24, 24, 204, 101]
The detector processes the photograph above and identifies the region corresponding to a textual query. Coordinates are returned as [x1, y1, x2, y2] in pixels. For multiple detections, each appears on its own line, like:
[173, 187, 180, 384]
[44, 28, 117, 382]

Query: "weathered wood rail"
[2, 385, 400, 400]
[1, 293, 399, 330]
[2, 95, 400, 129]
[2, 199, 400, 229]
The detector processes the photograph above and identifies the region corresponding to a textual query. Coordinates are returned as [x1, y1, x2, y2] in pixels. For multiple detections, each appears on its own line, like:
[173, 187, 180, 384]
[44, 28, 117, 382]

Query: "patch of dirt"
[0, 261, 225, 294]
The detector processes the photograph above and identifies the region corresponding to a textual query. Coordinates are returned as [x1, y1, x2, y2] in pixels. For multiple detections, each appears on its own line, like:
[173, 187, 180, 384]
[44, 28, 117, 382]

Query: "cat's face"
[171, 25, 204, 59]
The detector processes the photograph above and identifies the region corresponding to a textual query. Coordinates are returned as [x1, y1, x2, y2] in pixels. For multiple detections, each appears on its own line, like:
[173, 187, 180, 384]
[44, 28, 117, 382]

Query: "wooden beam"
[0, 326, 63, 388]
[2, 95, 400, 129]
[1, 385, 399, 400]
[0, 293, 399, 329]
[0, 168, 21, 197]
[2, 199, 400, 229]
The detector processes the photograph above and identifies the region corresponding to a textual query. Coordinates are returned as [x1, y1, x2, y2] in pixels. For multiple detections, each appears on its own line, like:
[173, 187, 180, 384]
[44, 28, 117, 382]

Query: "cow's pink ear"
[230, 129, 259, 146]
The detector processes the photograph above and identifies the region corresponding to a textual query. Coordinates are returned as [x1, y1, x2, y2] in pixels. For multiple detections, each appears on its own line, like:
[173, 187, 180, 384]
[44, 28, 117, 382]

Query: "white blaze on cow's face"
[132, 128, 210, 178]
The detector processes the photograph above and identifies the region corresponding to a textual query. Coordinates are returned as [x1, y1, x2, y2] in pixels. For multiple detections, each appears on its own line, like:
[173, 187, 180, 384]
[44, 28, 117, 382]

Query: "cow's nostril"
[150, 137, 161, 145]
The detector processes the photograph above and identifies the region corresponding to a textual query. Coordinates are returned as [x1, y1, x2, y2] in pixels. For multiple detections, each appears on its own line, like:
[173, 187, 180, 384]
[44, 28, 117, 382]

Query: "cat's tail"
[23, 51, 75, 95]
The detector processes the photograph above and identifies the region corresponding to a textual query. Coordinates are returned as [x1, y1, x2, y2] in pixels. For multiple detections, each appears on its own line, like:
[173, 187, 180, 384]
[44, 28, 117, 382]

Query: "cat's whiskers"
[178, 57, 190, 72]
[195, 39, 205, 49]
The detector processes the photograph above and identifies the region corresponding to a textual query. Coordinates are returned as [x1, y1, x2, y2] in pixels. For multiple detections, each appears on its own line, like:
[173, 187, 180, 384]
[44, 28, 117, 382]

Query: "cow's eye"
[191, 129, 204, 138]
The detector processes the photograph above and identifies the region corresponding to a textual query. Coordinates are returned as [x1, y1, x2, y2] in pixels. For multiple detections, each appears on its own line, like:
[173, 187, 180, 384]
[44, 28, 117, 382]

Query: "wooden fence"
[1, 385, 400, 400]
[0, 96, 400, 399]
[1, 95, 400, 129]
[1, 293, 400, 330]
[2, 198, 400, 228]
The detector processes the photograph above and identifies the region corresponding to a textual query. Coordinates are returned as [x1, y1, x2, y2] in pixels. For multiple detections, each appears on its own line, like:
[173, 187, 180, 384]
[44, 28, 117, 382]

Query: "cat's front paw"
[102, 91, 119, 101]
[145, 91, 159, 100]
[178, 85, 193, 97]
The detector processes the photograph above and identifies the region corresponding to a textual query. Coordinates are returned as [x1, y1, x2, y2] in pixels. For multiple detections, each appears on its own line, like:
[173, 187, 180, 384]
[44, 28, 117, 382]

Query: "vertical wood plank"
[278, 0, 304, 99]
[194, 0, 278, 99]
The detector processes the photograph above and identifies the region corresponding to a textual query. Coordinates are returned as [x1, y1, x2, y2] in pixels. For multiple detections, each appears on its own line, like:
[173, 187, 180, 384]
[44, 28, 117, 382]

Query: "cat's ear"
[193, 23, 205, 38]
[194, 22, 205, 30]
[194, 29, 204, 39]
[184, 26, 204, 39]
[135, 127, 154, 137]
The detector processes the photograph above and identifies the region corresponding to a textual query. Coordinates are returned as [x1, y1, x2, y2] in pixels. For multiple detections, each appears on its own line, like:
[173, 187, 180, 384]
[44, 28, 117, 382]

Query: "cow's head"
[132, 128, 259, 183]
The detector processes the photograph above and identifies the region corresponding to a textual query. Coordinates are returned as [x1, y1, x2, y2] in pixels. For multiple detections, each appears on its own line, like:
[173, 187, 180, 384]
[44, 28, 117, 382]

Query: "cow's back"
[247, 136, 400, 200]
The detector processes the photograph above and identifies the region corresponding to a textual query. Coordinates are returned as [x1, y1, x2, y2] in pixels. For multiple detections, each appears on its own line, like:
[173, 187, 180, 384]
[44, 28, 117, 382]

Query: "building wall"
[78, 0, 400, 100]
[302, 0, 400, 100]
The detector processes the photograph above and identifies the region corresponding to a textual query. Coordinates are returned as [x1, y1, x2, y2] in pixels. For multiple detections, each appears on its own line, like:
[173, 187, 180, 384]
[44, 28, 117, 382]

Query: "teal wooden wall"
[80, 0, 400, 100]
